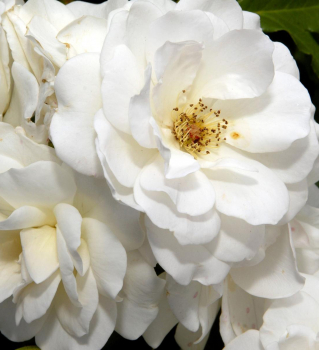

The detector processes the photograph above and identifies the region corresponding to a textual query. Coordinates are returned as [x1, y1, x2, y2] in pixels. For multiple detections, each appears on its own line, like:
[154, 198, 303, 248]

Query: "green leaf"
[16, 347, 40, 350]
[238, 0, 319, 77]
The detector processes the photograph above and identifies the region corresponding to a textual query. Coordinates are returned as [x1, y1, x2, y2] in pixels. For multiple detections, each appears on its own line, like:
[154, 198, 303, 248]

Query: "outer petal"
[50, 53, 103, 177]
[115, 251, 165, 340]
[193, 30, 274, 100]
[146, 216, 230, 286]
[273, 42, 299, 79]
[129, 64, 157, 148]
[73, 171, 144, 251]
[0, 297, 47, 342]
[246, 120, 319, 184]
[67, 0, 127, 19]
[243, 11, 261, 30]
[207, 214, 265, 263]
[166, 276, 201, 332]
[82, 217, 127, 300]
[260, 292, 319, 348]
[56, 226, 80, 307]
[0, 206, 55, 230]
[0, 237, 22, 303]
[176, 0, 243, 30]
[0, 161, 76, 209]
[230, 226, 305, 299]
[36, 296, 117, 350]
[224, 330, 263, 350]
[140, 155, 216, 216]
[146, 10, 213, 62]
[206, 159, 289, 225]
[54, 203, 83, 275]
[57, 16, 108, 55]
[215, 72, 312, 153]
[15, 270, 61, 324]
[21, 226, 59, 284]
[94, 112, 156, 188]
[55, 268, 98, 337]
[220, 275, 265, 344]
[101, 45, 143, 134]
[135, 173, 220, 246]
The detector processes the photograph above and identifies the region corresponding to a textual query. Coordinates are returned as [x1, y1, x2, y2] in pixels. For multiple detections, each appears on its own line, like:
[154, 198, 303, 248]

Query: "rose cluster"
[1, 0, 319, 349]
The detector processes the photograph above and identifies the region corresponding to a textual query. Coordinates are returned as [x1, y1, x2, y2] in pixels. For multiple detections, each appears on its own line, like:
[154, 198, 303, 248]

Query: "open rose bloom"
[1, 0, 319, 349]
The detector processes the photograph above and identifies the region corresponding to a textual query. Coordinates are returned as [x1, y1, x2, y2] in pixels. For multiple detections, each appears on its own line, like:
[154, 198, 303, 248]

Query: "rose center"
[172, 97, 228, 158]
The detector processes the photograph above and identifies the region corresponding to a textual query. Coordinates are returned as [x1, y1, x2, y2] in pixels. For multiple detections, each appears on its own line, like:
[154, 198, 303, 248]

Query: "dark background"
[1, 0, 319, 349]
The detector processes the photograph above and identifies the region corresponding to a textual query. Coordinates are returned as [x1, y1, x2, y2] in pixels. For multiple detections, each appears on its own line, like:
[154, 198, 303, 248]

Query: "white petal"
[216, 72, 312, 153]
[221, 275, 265, 344]
[243, 11, 261, 30]
[19, 0, 75, 31]
[206, 159, 289, 225]
[57, 16, 108, 55]
[136, 174, 220, 246]
[146, 10, 213, 62]
[82, 217, 127, 300]
[101, 44, 144, 134]
[0, 206, 55, 230]
[278, 180, 308, 225]
[273, 42, 299, 79]
[21, 226, 59, 284]
[260, 291, 319, 348]
[56, 226, 80, 307]
[50, 53, 103, 177]
[55, 267, 98, 337]
[115, 251, 165, 340]
[146, 217, 230, 285]
[0, 161, 76, 209]
[125, 0, 163, 72]
[246, 119, 319, 184]
[0, 237, 22, 303]
[231, 226, 305, 298]
[27, 16, 66, 67]
[207, 214, 265, 263]
[143, 292, 178, 348]
[74, 171, 144, 251]
[16, 270, 61, 324]
[67, 0, 127, 19]
[54, 203, 83, 275]
[129, 64, 157, 148]
[224, 330, 263, 350]
[36, 296, 117, 350]
[4, 62, 38, 127]
[152, 40, 203, 126]
[166, 275, 201, 332]
[193, 30, 274, 100]
[176, 0, 243, 30]
[0, 297, 47, 342]
[94, 111, 155, 188]
[140, 155, 216, 216]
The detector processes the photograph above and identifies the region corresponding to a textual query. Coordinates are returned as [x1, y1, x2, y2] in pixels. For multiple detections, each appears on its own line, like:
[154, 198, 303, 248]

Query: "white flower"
[50, 0, 318, 290]
[0, 122, 165, 349]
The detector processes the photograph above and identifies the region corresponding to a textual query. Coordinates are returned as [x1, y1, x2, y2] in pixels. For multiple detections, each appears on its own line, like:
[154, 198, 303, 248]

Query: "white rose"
[0, 122, 165, 349]
[50, 0, 318, 292]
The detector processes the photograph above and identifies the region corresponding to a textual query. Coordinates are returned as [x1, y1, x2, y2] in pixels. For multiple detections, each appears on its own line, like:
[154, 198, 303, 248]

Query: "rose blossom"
[50, 0, 318, 292]
[0, 122, 165, 349]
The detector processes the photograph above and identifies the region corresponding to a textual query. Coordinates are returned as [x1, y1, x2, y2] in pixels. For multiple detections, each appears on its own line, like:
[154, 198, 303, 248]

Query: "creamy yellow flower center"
[172, 97, 228, 158]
